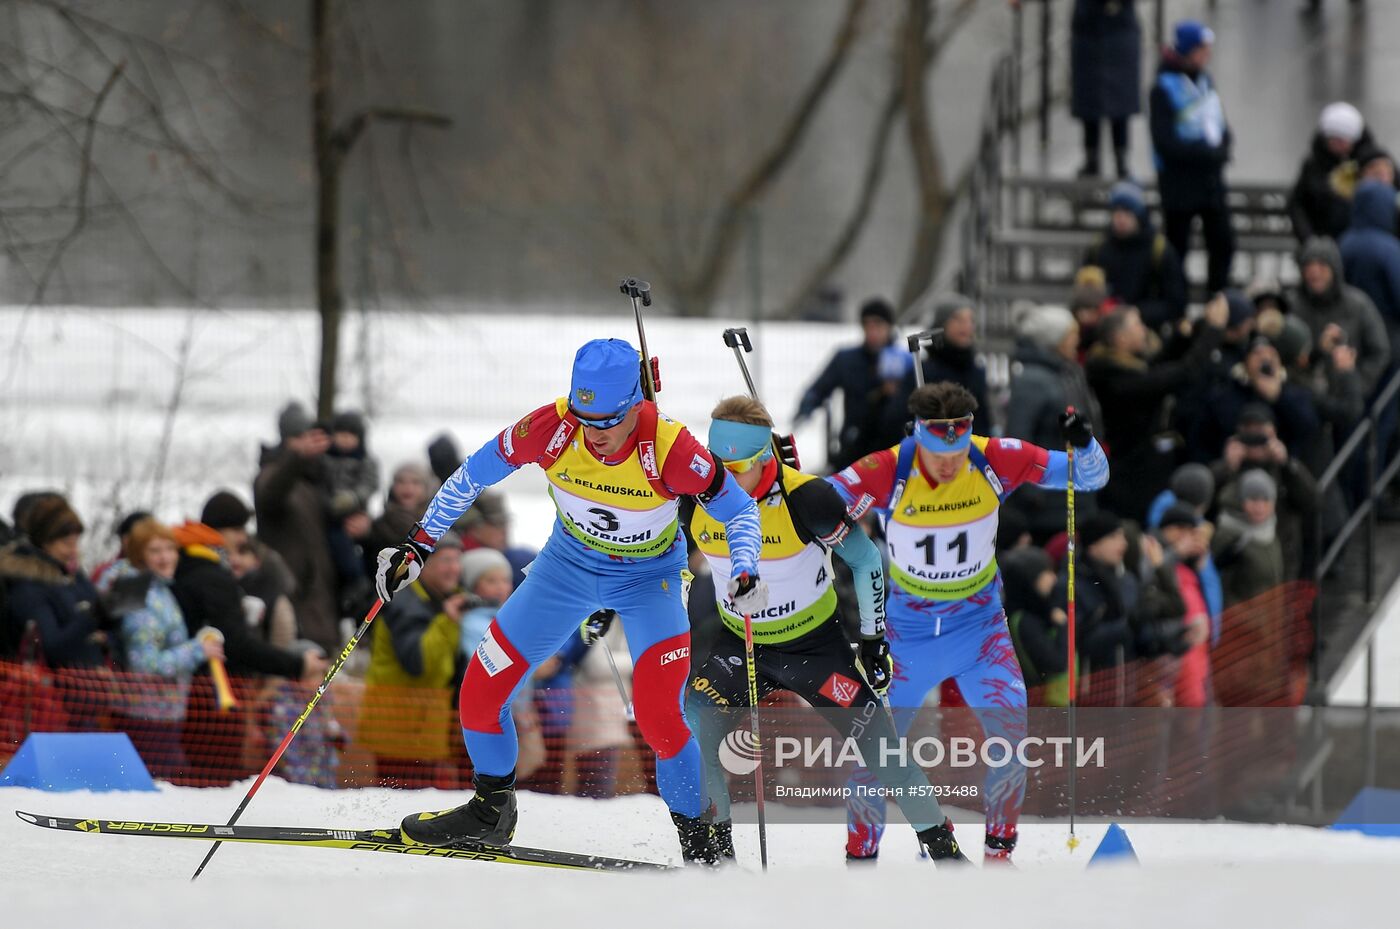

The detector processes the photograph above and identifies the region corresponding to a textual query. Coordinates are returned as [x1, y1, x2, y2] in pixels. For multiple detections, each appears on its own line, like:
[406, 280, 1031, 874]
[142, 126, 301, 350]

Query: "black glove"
[581, 609, 616, 646]
[859, 636, 893, 695]
[1058, 408, 1094, 449]
[373, 525, 432, 602]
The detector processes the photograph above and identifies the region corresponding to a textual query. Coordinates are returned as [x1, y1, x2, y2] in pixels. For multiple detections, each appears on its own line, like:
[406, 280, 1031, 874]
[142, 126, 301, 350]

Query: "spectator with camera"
[1290, 237, 1390, 399]
[1086, 295, 1228, 523]
[1197, 336, 1320, 469]
[1210, 405, 1319, 582]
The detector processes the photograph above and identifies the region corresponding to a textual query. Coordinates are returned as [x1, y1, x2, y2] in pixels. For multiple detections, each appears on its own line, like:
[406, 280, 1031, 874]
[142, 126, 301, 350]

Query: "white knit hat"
[1319, 102, 1364, 143]
[1016, 304, 1077, 350]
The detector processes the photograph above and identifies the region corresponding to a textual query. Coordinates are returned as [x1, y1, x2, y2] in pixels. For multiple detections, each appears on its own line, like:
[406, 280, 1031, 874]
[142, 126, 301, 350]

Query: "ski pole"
[621, 277, 658, 400]
[905, 328, 945, 390]
[722, 327, 799, 468]
[740, 600, 770, 871]
[599, 636, 635, 722]
[190, 555, 414, 881]
[1064, 413, 1080, 853]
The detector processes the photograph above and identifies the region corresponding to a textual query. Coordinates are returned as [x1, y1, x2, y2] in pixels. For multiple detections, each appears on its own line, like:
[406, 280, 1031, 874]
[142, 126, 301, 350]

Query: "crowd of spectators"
[0, 405, 635, 796]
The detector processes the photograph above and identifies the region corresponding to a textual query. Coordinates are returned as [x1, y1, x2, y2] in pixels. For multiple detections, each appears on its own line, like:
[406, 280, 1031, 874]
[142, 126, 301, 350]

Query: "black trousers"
[686, 621, 945, 830]
[1163, 203, 1236, 294]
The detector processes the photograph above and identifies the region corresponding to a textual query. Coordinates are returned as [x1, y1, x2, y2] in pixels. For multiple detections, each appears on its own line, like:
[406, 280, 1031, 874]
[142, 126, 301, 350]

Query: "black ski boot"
[917, 819, 970, 865]
[713, 819, 736, 862]
[984, 831, 1017, 867]
[401, 771, 518, 848]
[672, 811, 721, 866]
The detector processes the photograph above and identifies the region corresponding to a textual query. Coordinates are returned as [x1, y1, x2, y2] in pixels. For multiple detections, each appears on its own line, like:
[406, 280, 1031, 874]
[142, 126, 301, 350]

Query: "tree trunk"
[681, 0, 869, 315]
[312, 0, 341, 422]
[896, 0, 949, 312]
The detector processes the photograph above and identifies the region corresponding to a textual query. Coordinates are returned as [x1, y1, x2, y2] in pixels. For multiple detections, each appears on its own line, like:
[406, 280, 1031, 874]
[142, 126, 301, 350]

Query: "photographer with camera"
[1198, 336, 1321, 470]
[1209, 404, 1320, 582]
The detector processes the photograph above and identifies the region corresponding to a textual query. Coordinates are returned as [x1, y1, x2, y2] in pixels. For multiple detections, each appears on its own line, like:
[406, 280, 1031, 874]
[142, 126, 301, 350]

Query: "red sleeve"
[659, 427, 720, 495]
[982, 437, 1050, 493]
[497, 403, 568, 467]
[828, 449, 898, 519]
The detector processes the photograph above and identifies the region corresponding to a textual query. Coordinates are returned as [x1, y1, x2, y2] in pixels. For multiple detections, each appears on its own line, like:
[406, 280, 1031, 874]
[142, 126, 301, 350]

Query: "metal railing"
[1313, 367, 1400, 675]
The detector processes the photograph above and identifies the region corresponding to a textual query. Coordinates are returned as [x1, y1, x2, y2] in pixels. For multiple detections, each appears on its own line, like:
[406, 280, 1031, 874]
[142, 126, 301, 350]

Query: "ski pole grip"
[619, 277, 652, 306]
[723, 327, 752, 352]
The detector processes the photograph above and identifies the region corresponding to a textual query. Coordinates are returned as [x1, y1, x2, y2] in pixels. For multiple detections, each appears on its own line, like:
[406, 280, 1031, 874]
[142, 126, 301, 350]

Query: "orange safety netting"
[0, 581, 1316, 812]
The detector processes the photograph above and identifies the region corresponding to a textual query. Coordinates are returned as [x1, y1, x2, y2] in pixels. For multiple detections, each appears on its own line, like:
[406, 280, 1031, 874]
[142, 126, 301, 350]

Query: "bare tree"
[309, 0, 448, 419]
[895, 0, 977, 310]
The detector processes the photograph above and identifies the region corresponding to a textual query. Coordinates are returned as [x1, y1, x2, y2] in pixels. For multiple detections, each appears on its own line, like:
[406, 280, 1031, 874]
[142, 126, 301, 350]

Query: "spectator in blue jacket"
[795, 298, 912, 470]
[1340, 179, 1400, 342]
[98, 518, 223, 780]
[1150, 20, 1235, 293]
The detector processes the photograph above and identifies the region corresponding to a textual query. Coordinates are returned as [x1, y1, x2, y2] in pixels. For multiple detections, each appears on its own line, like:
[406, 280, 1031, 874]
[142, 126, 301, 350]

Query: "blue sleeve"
[697, 470, 762, 578]
[1198, 555, 1224, 646]
[831, 530, 886, 638]
[1038, 439, 1109, 492]
[418, 435, 521, 542]
[122, 609, 204, 678]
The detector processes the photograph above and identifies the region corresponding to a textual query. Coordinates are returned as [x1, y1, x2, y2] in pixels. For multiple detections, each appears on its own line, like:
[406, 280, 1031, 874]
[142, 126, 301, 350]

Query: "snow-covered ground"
[3, 777, 1397, 927]
[1331, 575, 1400, 708]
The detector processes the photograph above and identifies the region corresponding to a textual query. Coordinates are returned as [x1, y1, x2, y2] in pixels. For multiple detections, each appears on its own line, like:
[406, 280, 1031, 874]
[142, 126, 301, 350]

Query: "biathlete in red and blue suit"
[828, 381, 1107, 865]
[374, 338, 767, 865]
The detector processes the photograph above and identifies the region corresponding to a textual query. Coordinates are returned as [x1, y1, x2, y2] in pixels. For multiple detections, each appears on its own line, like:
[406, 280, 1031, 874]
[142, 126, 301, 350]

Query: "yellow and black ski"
[16, 810, 674, 872]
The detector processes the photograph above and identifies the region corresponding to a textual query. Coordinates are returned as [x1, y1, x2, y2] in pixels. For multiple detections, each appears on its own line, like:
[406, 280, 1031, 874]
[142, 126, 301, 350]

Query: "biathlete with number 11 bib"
[828, 381, 1108, 864]
[374, 338, 768, 865]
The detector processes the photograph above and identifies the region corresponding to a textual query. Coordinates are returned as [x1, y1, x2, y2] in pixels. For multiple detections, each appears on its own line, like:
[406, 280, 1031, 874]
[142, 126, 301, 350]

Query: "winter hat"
[13, 490, 62, 535]
[1299, 236, 1343, 275]
[329, 410, 367, 443]
[1108, 181, 1148, 220]
[278, 401, 315, 441]
[25, 496, 84, 546]
[1173, 20, 1214, 57]
[930, 294, 975, 329]
[1318, 102, 1364, 144]
[1079, 510, 1123, 549]
[1159, 501, 1202, 531]
[201, 490, 251, 530]
[1272, 316, 1313, 365]
[1017, 304, 1077, 351]
[1224, 289, 1256, 330]
[435, 530, 464, 553]
[460, 547, 510, 594]
[1240, 469, 1278, 504]
[1359, 146, 1394, 173]
[570, 338, 643, 421]
[1238, 402, 1276, 430]
[859, 298, 896, 326]
[1170, 463, 1216, 510]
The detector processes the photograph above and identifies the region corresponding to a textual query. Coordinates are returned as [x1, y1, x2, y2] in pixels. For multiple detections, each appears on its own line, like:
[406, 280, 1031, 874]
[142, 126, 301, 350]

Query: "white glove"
[374, 538, 428, 602]
[727, 573, 770, 615]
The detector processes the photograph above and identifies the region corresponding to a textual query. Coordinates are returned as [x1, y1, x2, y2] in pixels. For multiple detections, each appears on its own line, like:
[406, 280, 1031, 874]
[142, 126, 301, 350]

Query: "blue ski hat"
[708, 418, 774, 464]
[570, 338, 643, 420]
[1173, 20, 1214, 57]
